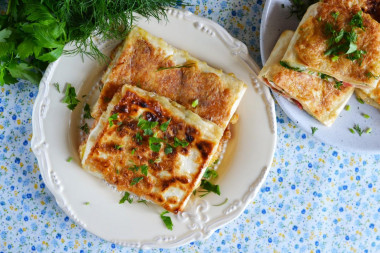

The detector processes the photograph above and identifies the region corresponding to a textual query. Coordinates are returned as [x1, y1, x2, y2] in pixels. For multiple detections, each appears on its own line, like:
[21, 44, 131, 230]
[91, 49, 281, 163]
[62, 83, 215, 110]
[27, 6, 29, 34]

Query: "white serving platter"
[32, 8, 276, 249]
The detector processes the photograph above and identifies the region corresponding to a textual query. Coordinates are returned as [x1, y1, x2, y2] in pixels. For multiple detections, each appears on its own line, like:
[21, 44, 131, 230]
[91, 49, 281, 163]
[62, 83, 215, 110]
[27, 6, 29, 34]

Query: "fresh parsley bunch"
[0, 0, 180, 86]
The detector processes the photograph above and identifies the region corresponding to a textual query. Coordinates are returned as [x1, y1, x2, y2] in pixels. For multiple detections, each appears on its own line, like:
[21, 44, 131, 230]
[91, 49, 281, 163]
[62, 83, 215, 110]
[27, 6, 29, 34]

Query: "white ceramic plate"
[260, 0, 380, 152]
[31, 8, 276, 249]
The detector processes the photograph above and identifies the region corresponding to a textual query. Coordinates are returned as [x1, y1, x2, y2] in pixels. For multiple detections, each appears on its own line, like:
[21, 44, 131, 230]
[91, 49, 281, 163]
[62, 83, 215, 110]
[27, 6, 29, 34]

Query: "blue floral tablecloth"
[0, 0, 379, 252]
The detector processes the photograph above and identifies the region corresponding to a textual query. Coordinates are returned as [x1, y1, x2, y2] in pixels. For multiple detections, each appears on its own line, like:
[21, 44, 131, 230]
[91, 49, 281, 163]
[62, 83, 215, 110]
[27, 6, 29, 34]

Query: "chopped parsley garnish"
[138, 200, 148, 205]
[173, 137, 189, 148]
[66, 157, 73, 162]
[191, 99, 199, 108]
[164, 144, 173, 154]
[53, 82, 60, 92]
[356, 97, 365, 104]
[160, 119, 171, 132]
[345, 105, 350, 111]
[353, 124, 364, 136]
[115, 144, 123, 150]
[84, 202, 90, 205]
[349, 128, 355, 134]
[331, 11, 340, 21]
[362, 113, 370, 119]
[279, 61, 304, 72]
[365, 72, 380, 80]
[365, 128, 372, 134]
[334, 81, 343, 90]
[119, 192, 133, 204]
[80, 123, 89, 134]
[212, 198, 228, 207]
[83, 103, 93, 119]
[108, 113, 118, 127]
[160, 211, 173, 230]
[157, 63, 194, 72]
[200, 180, 220, 196]
[138, 118, 158, 131]
[311, 127, 318, 135]
[135, 133, 143, 143]
[319, 73, 333, 81]
[131, 148, 137, 155]
[63, 83, 80, 110]
[140, 165, 148, 176]
[149, 137, 163, 152]
[350, 11, 365, 30]
[130, 177, 144, 186]
[324, 11, 366, 65]
[203, 168, 218, 180]
[128, 165, 139, 172]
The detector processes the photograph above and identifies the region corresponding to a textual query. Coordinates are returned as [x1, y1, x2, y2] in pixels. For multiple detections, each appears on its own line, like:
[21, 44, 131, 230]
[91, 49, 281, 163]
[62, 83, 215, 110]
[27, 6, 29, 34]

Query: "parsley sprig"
[160, 211, 173, 230]
[63, 84, 80, 110]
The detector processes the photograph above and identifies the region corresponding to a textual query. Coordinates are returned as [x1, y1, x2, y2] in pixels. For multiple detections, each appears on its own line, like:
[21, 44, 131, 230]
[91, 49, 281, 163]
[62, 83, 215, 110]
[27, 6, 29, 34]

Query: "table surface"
[1, 0, 379, 252]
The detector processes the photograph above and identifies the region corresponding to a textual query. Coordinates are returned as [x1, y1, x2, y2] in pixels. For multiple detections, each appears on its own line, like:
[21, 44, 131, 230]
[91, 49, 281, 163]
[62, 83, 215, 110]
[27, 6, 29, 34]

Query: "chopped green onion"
[212, 198, 228, 207]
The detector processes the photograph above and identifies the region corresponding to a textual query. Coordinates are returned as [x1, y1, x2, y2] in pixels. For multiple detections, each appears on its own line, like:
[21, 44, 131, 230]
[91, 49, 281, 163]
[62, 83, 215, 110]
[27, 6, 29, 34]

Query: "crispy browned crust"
[294, 3, 380, 87]
[93, 28, 246, 129]
[83, 85, 223, 213]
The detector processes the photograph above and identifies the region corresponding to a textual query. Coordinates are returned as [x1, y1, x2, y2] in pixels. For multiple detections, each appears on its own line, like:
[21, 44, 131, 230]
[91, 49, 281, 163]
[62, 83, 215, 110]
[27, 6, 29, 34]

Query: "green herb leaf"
[203, 168, 218, 180]
[365, 72, 380, 80]
[135, 133, 143, 143]
[53, 82, 60, 92]
[173, 137, 189, 148]
[357, 97, 365, 104]
[311, 127, 318, 135]
[0, 28, 12, 42]
[164, 144, 173, 155]
[129, 165, 139, 172]
[131, 148, 137, 155]
[334, 81, 343, 90]
[149, 137, 163, 152]
[140, 165, 148, 176]
[160, 211, 173, 230]
[138, 200, 148, 205]
[119, 192, 133, 204]
[130, 177, 144, 186]
[362, 113, 370, 119]
[80, 123, 89, 134]
[365, 128, 372, 134]
[279, 61, 304, 72]
[353, 124, 364, 136]
[66, 157, 73, 162]
[84, 202, 90, 205]
[108, 113, 119, 127]
[160, 119, 171, 132]
[138, 117, 158, 131]
[84, 103, 93, 119]
[200, 180, 221, 195]
[349, 128, 355, 134]
[331, 11, 340, 21]
[345, 105, 350, 111]
[63, 83, 80, 110]
[350, 11, 364, 30]
[213, 198, 228, 207]
[191, 99, 199, 108]
[115, 144, 123, 150]
[288, 0, 319, 20]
